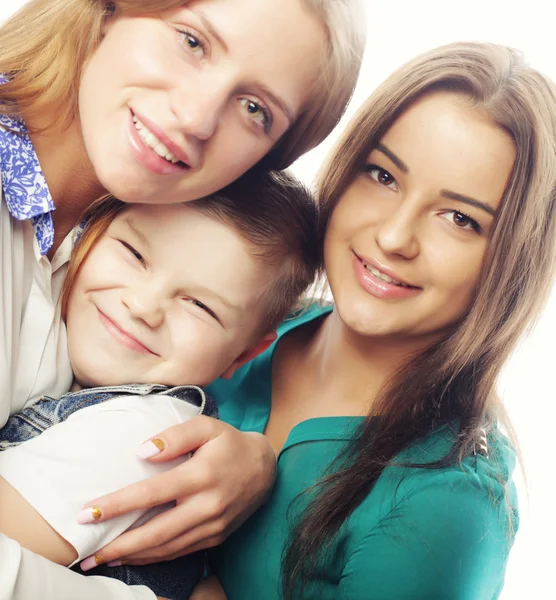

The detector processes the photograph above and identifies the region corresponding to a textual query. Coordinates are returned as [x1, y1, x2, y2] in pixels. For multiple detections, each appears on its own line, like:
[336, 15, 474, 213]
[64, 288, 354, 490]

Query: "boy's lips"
[96, 307, 158, 355]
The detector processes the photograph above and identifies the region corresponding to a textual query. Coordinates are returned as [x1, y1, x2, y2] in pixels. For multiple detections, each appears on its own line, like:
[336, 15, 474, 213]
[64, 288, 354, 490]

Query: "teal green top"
[207, 304, 518, 600]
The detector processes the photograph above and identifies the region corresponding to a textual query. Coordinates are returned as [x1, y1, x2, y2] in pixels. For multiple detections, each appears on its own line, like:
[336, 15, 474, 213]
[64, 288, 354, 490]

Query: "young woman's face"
[324, 92, 516, 343]
[78, 0, 326, 204]
[66, 204, 275, 388]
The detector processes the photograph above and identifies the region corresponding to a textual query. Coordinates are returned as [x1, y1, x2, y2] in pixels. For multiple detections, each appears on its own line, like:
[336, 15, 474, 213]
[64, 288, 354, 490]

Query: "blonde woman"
[185, 43, 556, 599]
[0, 0, 365, 598]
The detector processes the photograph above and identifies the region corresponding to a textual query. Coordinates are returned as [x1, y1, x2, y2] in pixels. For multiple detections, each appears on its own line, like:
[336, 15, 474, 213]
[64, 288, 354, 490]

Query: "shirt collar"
[0, 113, 55, 255]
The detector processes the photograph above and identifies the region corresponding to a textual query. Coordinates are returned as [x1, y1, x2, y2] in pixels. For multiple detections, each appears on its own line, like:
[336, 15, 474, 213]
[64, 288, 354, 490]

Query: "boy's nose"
[122, 288, 164, 329]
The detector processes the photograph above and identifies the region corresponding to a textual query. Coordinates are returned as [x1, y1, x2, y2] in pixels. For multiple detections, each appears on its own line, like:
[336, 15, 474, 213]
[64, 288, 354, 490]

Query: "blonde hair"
[0, 0, 366, 169]
[283, 42, 556, 598]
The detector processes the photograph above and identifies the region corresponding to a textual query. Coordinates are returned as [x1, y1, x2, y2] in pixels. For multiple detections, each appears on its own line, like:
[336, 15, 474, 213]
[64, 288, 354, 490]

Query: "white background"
[2, 1, 555, 598]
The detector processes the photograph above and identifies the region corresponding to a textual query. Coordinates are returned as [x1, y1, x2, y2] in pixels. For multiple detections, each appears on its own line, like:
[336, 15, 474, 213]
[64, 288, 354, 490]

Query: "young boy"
[0, 169, 319, 600]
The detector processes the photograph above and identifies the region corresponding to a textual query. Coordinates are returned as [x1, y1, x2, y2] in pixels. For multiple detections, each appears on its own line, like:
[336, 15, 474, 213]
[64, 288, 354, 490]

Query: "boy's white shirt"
[0, 394, 200, 565]
[0, 185, 157, 599]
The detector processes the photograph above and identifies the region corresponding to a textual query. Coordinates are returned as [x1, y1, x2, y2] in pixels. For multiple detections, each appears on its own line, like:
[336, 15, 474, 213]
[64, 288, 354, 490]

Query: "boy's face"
[66, 204, 276, 388]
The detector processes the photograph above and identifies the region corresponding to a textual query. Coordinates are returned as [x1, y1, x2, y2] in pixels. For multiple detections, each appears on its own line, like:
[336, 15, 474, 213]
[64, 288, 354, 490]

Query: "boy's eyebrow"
[124, 217, 150, 249]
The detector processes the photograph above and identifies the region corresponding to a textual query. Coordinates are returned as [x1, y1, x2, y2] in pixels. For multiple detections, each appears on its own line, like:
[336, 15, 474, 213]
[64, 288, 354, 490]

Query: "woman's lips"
[127, 109, 191, 176]
[352, 252, 422, 300]
[97, 308, 156, 355]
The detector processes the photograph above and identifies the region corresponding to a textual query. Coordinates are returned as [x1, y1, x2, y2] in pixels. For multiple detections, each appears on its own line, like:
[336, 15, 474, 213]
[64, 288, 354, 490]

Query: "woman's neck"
[26, 113, 106, 256]
[301, 308, 434, 416]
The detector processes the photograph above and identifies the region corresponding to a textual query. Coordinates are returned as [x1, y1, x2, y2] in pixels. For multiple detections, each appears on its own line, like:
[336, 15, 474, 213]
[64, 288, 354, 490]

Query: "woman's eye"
[366, 165, 398, 191]
[179, 29, 207, 57]
[239, 98, 272, 131]
[442, 211, 481, 233]
[121, 241, 146, 266]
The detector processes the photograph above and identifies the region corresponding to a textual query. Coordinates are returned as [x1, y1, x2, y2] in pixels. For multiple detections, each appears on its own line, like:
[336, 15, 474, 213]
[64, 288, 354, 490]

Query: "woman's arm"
[337, 471, 515, 599]
[78, 417, 276, 567]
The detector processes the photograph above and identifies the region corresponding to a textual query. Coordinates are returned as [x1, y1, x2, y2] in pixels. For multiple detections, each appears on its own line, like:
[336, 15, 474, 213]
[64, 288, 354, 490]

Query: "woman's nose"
[375, 204, 420, 260]
[170, 73, 230, 142]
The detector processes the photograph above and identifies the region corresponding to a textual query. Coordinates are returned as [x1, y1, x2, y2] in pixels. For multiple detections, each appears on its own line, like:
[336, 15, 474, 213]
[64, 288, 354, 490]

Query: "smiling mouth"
[358, 258, 416, 288]
[97, 308, 157, 356]
[132, 116, 187, 166]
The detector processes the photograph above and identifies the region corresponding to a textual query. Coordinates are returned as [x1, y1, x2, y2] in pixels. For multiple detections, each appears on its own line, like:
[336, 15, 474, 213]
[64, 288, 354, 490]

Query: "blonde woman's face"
[77, 0, 326, 204]
[324, 92, 516, 343]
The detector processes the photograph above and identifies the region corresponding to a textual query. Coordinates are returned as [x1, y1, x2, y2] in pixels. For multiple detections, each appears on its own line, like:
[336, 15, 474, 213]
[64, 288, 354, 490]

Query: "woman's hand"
[189, 576, 228, 600]
[78, 416, 276, 568]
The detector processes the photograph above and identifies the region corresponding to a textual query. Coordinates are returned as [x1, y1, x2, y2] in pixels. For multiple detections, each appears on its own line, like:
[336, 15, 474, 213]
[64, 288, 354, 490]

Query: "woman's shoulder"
[339, 427, 517, 598]
[276, 300, 334, 338]
[402, 422, 516, 490]
[351, 423, 518, 543]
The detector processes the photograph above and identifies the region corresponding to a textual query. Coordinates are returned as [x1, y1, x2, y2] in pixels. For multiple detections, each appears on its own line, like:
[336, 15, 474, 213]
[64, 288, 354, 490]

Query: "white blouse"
[0, 157, 155, 597]
[0, 197, 73, 422]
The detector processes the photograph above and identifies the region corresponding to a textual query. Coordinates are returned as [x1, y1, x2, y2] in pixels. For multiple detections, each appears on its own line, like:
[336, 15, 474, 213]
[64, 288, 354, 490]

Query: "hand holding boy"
[78, 416, 276, 568]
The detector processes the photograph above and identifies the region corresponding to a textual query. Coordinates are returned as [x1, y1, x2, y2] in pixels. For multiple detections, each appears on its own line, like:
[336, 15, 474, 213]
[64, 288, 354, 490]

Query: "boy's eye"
[120, 241, 146, 266]
[184, 298, 219, 322]
[186, 298, 208, 311]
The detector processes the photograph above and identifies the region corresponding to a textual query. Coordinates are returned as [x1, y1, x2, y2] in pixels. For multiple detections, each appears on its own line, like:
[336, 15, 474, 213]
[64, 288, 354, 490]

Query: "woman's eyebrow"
[440, 190, 497, 216]
[376, 143, 409, 173]
[190, 8, 293, 125]
[374, 144, 497, 216]
[190, 8, 229, 52]
[255, 84, 294, 125]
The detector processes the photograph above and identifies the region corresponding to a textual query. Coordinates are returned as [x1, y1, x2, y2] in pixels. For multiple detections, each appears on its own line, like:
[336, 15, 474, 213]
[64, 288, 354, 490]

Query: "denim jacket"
[0, 383, 219, 451]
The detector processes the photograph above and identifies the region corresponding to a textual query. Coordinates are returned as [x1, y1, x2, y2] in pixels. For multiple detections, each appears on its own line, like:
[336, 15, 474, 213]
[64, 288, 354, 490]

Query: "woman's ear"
[219, 331, 278, 380]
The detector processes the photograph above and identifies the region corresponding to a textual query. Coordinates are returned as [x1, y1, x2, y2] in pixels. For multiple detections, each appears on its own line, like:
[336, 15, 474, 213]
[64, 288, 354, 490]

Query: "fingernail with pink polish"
[107, 560, 124, 567]
[137, 438, 165, 459]
[77, 506, 102, 524]
[80, 555, 104, 571]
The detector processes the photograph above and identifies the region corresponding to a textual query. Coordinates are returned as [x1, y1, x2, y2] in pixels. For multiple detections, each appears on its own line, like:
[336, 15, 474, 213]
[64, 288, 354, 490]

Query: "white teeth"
[132, 116, 180, 164]
[363, 261, 407, 287]
[370, 266, 394, 283]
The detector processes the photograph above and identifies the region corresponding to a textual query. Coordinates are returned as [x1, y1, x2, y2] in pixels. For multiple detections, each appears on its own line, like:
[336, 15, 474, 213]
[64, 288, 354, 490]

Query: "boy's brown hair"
[61, 168, 319, 332]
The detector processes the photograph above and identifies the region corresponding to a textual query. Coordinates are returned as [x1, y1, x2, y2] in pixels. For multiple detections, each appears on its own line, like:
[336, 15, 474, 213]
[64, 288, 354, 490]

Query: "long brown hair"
[283, 42, 556, 598]
[0, 0, 366, 169]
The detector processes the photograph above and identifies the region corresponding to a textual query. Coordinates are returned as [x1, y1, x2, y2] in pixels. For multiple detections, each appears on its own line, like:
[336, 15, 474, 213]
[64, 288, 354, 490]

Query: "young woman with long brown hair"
[0, 1, 365, 598]
[186, 42, 556, 599]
